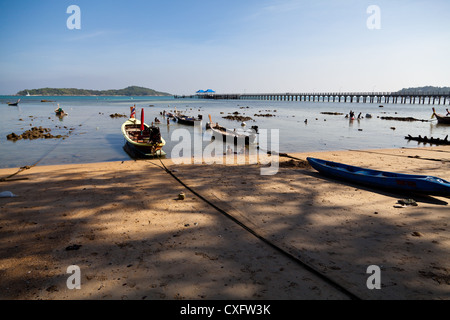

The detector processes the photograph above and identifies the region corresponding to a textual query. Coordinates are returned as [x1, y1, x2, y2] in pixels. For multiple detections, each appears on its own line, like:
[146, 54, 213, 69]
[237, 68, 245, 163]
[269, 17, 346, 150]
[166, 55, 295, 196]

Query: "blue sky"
[0, 0, 449, 95]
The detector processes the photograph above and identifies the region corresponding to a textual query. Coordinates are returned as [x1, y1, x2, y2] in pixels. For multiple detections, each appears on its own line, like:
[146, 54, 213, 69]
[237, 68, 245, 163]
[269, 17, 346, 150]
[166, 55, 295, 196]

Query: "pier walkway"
[175, 92, 450, 105]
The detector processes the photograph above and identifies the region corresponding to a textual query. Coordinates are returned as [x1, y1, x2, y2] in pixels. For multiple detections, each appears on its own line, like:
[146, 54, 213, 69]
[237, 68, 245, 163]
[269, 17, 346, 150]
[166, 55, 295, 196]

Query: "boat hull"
[432, 108, 450, 124]
[176, 115, 201, 126]
[307, 157, 450, 196]
[55, 109, 67, 116]
[435, 114, 450, 124]
[123, 141, 166, 158]
[7, 99, 20, 106]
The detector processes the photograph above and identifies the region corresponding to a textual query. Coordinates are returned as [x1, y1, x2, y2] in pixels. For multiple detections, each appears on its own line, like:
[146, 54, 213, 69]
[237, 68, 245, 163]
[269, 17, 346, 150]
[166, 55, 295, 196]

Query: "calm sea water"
[0, 95, 449, 169]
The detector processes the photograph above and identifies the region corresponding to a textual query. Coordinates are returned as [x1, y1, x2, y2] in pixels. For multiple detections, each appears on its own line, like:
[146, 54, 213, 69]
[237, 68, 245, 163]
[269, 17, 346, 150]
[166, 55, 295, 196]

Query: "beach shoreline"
[0, 146, 449, 300]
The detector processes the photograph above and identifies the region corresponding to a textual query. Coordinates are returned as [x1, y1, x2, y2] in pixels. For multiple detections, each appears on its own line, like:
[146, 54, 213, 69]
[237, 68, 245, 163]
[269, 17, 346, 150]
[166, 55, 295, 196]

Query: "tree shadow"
[0, 161, 351, 300]
[170, 160, 450, 300]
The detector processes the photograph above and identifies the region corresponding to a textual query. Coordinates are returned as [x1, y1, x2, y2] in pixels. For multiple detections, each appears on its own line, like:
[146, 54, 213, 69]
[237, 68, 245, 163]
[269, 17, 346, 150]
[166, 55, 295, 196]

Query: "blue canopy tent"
[196, 90, 206, 93]
[205, 89, 215, 93]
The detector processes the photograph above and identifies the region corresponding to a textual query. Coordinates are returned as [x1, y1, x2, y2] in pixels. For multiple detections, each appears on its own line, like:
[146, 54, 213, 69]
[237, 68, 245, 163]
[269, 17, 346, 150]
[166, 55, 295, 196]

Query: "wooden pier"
[175, 91, 450, 105]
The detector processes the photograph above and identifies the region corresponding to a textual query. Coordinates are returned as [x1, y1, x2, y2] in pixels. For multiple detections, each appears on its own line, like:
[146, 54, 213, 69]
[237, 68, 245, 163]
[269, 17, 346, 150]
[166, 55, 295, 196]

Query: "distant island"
[16, 86, 172, 96]
[397, 86, 450, 94]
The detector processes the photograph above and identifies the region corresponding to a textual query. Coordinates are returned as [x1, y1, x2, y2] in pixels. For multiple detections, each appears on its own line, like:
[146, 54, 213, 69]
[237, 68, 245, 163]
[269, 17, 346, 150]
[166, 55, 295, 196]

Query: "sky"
[0, 0, 449, 95]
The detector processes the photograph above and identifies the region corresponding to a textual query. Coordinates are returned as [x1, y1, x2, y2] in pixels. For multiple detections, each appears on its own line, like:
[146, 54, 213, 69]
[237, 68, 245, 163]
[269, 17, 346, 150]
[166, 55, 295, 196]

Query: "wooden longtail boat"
[7, 99, 20, 106]
[432, 108, 450, 124]
[307, 157, 450, 196]
[207, 121, 257, 145]
[175, 114, 202, 126]
[55, 104, 68, 117]
[121, 108, 166, 158]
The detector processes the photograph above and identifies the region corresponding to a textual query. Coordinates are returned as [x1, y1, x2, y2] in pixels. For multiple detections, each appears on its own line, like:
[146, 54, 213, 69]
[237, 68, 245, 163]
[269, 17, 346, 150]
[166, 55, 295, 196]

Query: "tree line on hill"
[397, 86, 450, 94]
[17, 86, 172, 96]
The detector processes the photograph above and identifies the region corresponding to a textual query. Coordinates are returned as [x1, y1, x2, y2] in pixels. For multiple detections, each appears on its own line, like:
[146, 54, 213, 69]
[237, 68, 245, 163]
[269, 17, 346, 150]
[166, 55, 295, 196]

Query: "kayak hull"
[307, 157, 450, 196]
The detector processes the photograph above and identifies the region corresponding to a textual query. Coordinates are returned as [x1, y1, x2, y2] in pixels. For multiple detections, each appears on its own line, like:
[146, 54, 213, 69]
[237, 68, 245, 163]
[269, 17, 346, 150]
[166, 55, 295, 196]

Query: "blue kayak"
[307, 157, 450, 196]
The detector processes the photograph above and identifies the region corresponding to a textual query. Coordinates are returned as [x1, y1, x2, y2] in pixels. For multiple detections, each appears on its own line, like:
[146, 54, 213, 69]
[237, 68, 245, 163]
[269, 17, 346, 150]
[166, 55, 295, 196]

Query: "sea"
[0, 95, 449, 169]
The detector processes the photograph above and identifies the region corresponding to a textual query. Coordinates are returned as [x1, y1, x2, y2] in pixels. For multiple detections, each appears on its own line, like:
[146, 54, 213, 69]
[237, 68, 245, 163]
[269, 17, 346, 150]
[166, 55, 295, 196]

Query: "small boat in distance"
[307, 157, 450, 196]
[175, 113, 202, 126]
[7, 99, 20, 106]
[55, 104, 68, 117]
[121, 107, 166, 158]
[206, 115, 257, 146]
[432, 108, 450, 124]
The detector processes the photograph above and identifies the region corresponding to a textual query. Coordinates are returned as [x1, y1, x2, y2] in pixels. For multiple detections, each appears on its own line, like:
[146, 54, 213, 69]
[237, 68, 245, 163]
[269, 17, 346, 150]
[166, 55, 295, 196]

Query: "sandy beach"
[0, 146, 449, 300]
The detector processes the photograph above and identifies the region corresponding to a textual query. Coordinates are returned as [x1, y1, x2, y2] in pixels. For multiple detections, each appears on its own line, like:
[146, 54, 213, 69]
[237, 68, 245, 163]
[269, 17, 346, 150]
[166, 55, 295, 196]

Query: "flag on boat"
[140, 108, 145, 132]
[130, 105, 136, 118]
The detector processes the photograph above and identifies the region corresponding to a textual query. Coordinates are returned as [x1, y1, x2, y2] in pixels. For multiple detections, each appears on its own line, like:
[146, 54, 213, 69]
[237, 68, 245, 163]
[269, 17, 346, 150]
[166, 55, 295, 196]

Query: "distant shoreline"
[15, 86, 172, 97]
[6, 94, 173, 97]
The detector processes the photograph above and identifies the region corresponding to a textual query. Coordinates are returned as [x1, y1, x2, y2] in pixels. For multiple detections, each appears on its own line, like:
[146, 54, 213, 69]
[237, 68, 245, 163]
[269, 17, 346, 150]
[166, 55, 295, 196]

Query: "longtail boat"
[206, 115, 257, 146]
[175, 114, 202, 126]
[55, 104, 68, 117]
[7, 99, 20, 106]
[432, 108, 450, 124]
[121, 107, 166, 158]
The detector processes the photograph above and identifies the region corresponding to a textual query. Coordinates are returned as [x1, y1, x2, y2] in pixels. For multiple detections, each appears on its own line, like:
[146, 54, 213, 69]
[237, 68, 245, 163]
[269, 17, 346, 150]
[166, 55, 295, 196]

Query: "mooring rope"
[348, 149, 449, 163]
[1, 112, 97, 182]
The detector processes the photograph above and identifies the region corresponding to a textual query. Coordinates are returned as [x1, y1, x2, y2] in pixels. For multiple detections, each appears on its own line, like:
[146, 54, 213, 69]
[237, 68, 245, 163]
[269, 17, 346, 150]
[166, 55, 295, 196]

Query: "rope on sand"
[348, 149, 449, 163]
[148, 154, 362, 301]
[0, 136, 64, 182]
[0, 145, 59, 182]
[0, 166, 32, 182]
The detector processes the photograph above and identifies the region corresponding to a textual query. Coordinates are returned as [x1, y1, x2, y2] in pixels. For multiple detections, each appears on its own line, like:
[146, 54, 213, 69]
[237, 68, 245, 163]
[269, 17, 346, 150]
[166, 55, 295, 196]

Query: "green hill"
[397, 86, 450, 94]
[17, 86, 172, 96]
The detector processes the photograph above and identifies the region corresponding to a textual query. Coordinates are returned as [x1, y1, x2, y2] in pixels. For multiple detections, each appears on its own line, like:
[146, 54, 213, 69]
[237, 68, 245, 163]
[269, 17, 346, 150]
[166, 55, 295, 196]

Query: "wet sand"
[0, 146, 449, 300]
